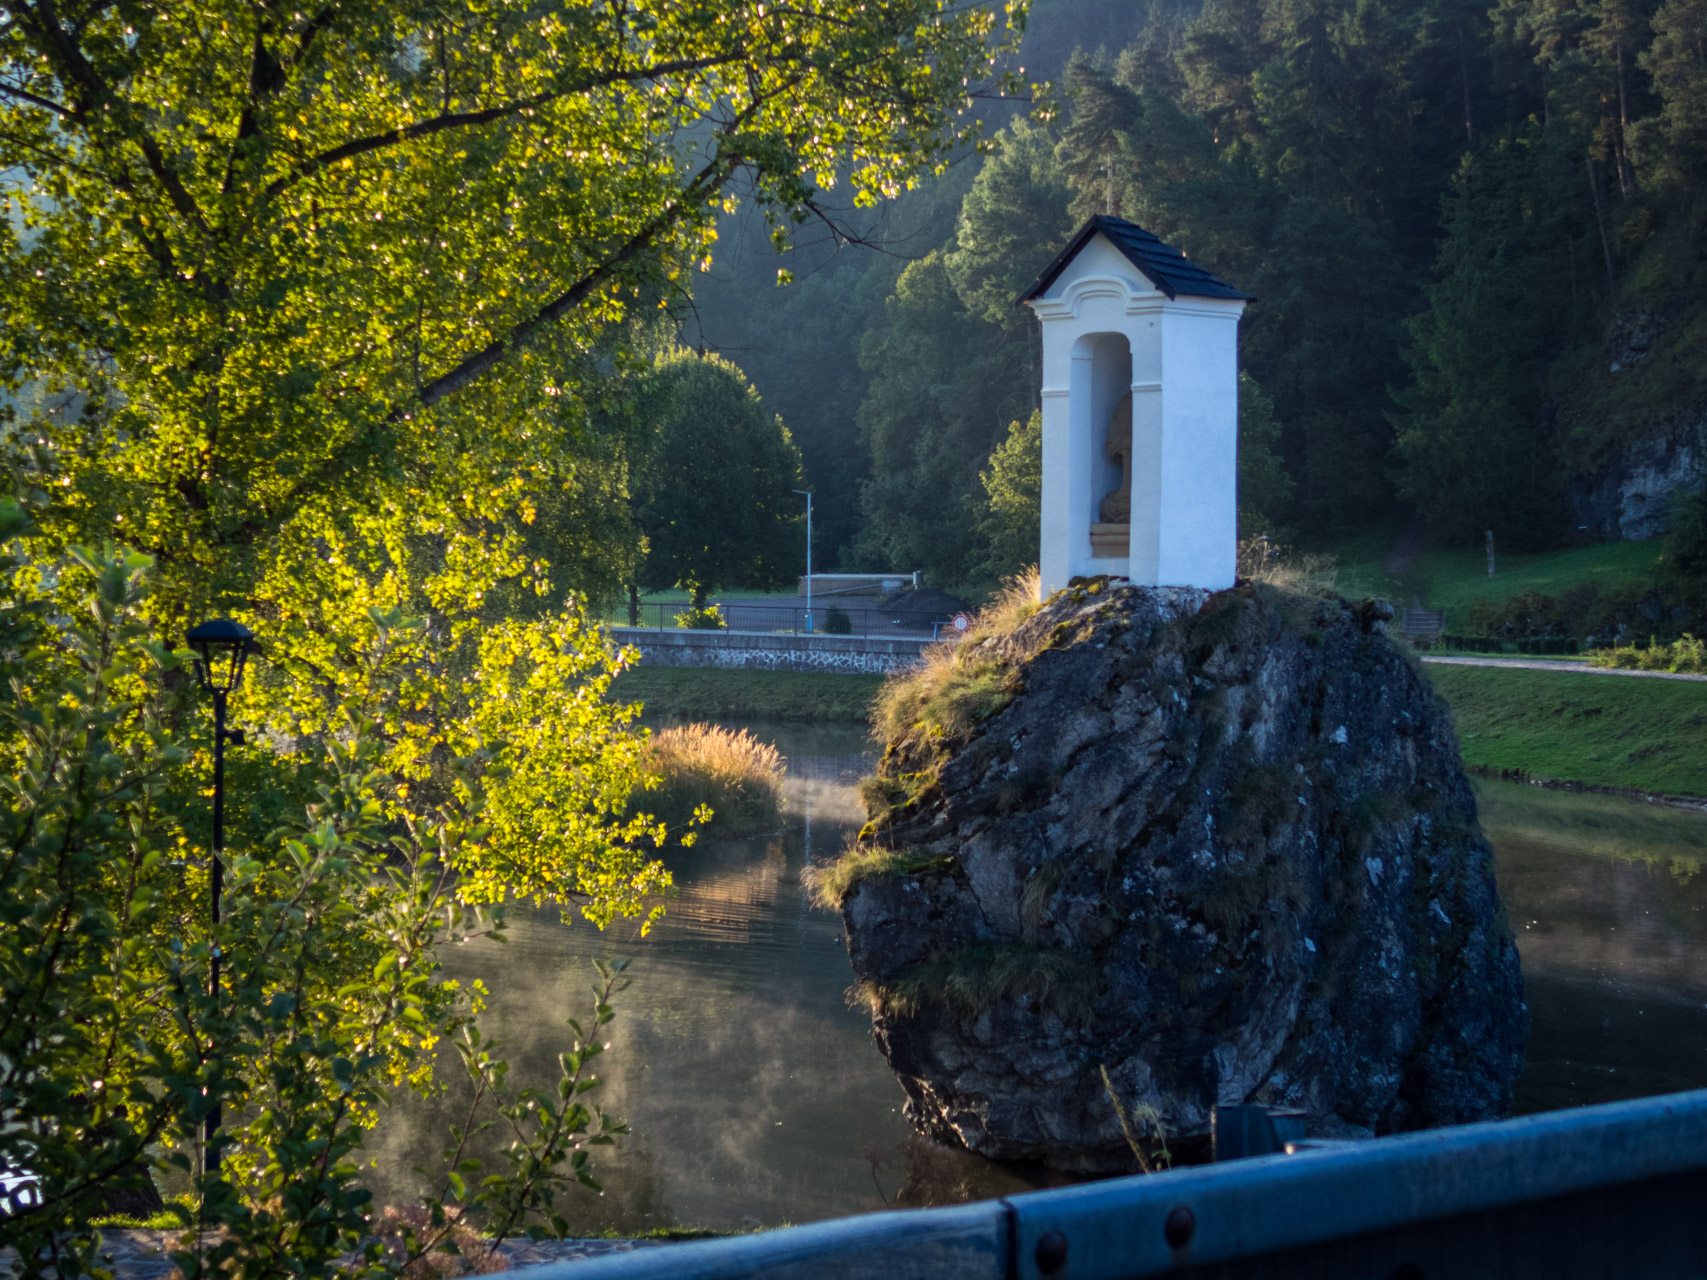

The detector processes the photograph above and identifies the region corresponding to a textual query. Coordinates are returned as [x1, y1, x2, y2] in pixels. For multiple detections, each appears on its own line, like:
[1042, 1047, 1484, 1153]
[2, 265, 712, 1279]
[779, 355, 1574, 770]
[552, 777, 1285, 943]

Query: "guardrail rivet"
[1164, 1206, 1195, 1250]
[1034, 1230, 1069, 1274]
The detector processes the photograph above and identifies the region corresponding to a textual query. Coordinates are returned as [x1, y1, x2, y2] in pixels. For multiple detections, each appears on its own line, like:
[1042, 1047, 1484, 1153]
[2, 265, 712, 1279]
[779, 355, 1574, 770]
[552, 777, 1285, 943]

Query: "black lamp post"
[185, 618, 255, 1175]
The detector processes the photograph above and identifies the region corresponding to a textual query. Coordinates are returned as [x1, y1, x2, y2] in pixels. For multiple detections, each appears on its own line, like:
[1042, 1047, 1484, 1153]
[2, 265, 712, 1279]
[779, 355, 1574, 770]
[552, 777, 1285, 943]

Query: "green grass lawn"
[1327, 527, 1407, 602]
[1328, 530, 1665, 624]
[1410, 540, 1664, 621]
[610, 666, 884, 723]
[1428, 663, 1707, 797]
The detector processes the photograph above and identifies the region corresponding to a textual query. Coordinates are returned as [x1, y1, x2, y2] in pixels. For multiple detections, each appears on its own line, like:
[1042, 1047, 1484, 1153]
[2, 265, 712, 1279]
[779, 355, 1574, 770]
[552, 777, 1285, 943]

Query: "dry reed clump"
[634, 723, 785, 835]
[1237, 538, 1338, 594]
[872, 567, 1041, 746]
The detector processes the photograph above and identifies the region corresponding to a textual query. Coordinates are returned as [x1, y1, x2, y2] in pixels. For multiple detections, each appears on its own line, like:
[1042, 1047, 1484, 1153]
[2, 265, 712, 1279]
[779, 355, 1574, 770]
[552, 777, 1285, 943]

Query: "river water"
[364, 722, 1707, 1232]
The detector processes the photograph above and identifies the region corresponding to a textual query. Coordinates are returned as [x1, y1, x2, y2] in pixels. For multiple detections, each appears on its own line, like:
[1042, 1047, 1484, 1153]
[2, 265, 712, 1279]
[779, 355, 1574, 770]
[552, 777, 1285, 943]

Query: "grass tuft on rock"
[872, 941, 1098, 1023]
[805, 844, 956, 908]
[634, 723, 785, 835]
[872, 568, 1039, 745]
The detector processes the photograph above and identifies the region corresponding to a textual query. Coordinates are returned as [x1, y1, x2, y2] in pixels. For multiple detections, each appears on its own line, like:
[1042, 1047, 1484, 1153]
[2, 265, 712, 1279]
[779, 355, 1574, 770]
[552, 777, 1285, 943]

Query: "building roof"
[1019, 215, 1251, 304]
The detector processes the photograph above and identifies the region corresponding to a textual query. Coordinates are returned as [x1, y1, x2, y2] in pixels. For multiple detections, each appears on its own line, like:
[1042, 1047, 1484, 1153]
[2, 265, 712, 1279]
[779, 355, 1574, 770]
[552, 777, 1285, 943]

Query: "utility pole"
[795, 489, 813, 633]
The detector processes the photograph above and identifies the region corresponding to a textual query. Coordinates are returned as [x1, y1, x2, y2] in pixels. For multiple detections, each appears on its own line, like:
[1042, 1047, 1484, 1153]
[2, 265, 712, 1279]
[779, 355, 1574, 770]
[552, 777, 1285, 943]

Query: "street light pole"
[794, 489, 813, 634]
[185, 618, 256, 1178]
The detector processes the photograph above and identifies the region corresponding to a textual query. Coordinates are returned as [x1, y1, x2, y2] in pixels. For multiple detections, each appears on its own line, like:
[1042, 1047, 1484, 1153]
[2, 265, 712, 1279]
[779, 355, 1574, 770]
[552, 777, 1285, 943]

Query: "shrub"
[823, 606, 854, 634]
[635, 724, 785, 834]
[674, 603, 727, 629]
[1664, 485, 1707, 580]
[1590, 634, 1707, 674]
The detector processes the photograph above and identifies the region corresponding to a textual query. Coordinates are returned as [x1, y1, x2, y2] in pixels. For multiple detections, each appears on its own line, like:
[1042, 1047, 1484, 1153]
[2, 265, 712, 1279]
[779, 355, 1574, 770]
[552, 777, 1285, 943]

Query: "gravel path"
[1421, 656, 1707, 683]
[1, 1230, 674, 1279]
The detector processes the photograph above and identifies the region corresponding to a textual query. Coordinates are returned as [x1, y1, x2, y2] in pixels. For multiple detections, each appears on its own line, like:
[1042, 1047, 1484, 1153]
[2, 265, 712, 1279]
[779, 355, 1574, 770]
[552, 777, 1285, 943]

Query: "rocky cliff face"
[1571, 419, 1703, 541]
[829, 581, 1527, 1171]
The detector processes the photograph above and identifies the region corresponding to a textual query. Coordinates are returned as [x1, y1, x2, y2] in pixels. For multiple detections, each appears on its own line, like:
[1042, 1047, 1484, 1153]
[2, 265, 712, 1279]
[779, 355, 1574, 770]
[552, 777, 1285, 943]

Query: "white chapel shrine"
[1021, 215, 1250, 597]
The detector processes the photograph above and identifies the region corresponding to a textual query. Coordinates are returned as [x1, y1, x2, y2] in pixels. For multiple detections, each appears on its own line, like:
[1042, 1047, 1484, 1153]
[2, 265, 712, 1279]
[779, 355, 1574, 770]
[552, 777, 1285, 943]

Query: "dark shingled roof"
[1019, 215, 1251, 304]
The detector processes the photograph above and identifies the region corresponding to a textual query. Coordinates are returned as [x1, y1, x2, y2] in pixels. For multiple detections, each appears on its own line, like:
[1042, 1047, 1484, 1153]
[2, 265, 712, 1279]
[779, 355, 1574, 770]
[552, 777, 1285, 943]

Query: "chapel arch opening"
[1074, 332, 1133, 561]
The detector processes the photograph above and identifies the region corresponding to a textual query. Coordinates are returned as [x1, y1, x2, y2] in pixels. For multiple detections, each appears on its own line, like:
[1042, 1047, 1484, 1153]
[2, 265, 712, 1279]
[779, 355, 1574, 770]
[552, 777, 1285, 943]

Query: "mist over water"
[362, 727, 1707, 1231]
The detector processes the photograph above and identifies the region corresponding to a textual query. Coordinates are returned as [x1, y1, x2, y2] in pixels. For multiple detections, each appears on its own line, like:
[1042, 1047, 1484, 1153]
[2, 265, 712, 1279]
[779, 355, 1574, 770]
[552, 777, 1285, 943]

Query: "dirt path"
[1421, 655, 1707, 683]
[1382, 519, 1430, 580]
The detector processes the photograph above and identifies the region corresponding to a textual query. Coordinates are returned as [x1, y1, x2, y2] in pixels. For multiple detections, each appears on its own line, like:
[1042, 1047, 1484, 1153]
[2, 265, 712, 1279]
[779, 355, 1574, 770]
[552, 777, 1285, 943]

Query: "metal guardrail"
[618, 603, 956, 639]
[522, 1089, 1707, 1279]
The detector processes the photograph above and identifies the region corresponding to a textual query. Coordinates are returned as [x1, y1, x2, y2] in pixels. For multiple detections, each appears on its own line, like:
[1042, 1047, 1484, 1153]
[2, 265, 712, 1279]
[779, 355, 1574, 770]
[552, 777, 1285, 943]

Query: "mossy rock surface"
[833, 581, 1527, 1171]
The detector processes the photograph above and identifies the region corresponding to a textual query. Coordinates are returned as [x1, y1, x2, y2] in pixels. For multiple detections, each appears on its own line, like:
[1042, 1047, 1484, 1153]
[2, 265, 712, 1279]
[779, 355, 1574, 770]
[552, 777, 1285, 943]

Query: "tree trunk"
[1587, 156, 1617, 292]
[1457, 23, 1477, 148]
[1615, 39, 1639, 199]
[627, 582, 640, 626]
[692, 582, 708, 610]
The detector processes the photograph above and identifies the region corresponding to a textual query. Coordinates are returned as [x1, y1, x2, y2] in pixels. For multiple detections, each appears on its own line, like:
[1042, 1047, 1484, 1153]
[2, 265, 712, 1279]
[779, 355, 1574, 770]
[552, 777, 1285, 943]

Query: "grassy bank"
[610, 656, 1707, 800]
[1428, 664, 1707, 798]
[611, 667, 884, 723]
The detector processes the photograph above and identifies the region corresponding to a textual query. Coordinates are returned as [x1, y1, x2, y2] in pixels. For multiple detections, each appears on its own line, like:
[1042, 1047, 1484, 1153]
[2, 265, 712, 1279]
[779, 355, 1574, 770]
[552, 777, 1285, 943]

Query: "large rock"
[831, 581, 1527, 1171]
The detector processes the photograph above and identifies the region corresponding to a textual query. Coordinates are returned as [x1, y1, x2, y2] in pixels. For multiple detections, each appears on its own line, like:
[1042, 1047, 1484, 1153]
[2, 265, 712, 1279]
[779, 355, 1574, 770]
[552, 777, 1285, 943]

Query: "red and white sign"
[951, 613, 972, 633]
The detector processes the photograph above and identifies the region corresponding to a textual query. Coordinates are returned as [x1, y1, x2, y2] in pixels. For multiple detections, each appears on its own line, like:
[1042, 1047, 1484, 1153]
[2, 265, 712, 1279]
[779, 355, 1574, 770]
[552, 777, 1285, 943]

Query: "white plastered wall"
[1028, 233, 1246, 597]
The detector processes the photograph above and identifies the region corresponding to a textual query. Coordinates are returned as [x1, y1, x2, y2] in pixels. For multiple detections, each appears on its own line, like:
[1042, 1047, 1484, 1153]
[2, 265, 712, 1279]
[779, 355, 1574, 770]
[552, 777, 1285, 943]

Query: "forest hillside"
[686, 0, 1707, 606]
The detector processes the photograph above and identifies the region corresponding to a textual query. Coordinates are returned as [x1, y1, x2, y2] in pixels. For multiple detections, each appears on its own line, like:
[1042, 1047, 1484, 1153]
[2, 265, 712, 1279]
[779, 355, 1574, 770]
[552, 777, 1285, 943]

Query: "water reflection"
[1478, 782, 1707, 1114]
[362, 722, 924, 1232]
[363, 730, 1707, 1230]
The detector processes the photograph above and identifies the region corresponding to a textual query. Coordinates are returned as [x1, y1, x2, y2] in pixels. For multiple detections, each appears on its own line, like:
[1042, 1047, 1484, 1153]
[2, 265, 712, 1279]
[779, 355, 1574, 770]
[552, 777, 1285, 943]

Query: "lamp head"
[186, 618, 257, 695]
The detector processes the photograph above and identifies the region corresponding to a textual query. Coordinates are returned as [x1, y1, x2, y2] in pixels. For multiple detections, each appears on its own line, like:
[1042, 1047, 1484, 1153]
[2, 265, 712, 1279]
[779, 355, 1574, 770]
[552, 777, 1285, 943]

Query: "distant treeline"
[689, 0, 1707, 594]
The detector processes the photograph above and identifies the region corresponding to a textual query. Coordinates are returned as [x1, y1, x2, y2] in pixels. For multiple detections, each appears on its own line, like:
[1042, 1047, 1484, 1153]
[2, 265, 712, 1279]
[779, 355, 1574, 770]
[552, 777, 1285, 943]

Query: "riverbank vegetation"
[637, 725, 787, 835]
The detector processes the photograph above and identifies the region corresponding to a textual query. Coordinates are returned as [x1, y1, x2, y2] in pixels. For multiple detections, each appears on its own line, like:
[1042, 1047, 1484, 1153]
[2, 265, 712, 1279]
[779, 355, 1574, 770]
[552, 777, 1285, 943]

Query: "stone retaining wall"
[607, 626, 930, 674]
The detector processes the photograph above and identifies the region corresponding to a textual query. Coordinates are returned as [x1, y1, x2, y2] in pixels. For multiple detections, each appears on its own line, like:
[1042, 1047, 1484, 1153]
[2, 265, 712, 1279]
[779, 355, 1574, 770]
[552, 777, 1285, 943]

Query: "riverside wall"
[607, 626, 931, 675]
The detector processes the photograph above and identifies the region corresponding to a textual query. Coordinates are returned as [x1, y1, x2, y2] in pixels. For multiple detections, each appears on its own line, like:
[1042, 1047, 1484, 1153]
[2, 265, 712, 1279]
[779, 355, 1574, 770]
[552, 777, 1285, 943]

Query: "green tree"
[0, 0, 1017, 1260]
[944, 118, 1078, 335]
[1392, 141, 1563, 548]
[978, 411, 1044, 579]
[1236, 372, 1294, 537]
[1640, 0, 1707, 185]
[0, 0, 1020, 637]
[853, 120, 1072, 586]
[635, 351, 805, 607]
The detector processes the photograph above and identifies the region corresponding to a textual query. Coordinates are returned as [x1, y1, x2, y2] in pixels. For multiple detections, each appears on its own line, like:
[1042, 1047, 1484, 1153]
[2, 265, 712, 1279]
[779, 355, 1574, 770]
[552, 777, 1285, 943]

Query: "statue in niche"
[1099, 392, 1133, 523]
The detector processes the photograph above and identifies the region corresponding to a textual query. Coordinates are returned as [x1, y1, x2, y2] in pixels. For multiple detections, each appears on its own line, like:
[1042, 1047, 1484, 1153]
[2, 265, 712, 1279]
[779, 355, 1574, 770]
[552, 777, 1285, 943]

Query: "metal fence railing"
[613, 602, 961, 640]
[520, 1088, 1707, 1280]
